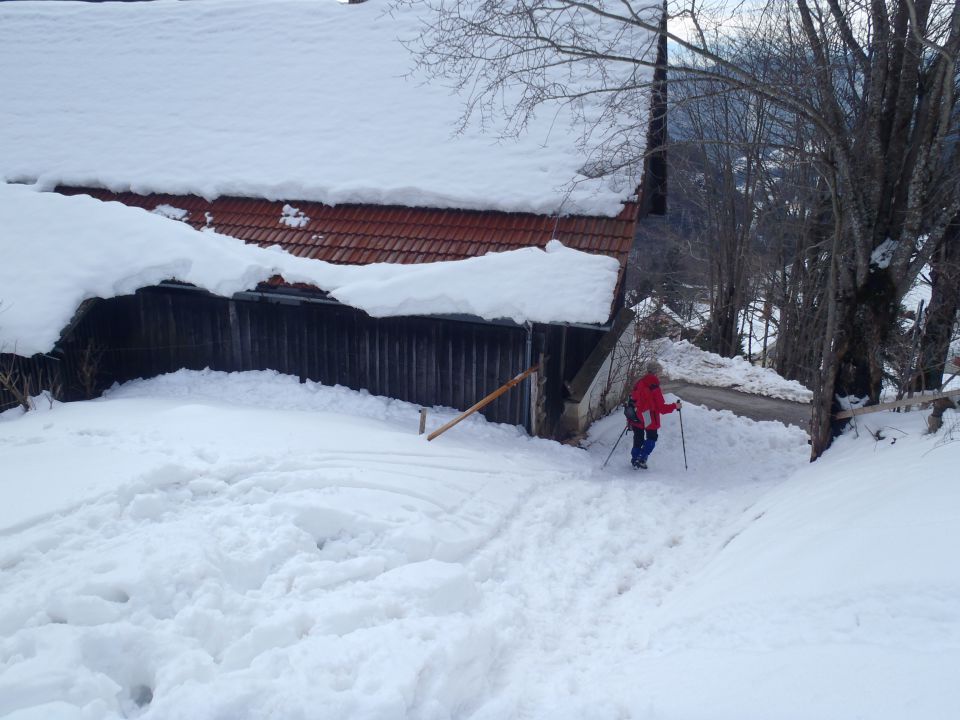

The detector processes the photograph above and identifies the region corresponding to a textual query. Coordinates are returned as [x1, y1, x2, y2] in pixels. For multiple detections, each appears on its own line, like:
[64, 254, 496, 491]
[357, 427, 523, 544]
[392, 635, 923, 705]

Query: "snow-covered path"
[0, 370, 814, 719]
[463, 410, 805, 718]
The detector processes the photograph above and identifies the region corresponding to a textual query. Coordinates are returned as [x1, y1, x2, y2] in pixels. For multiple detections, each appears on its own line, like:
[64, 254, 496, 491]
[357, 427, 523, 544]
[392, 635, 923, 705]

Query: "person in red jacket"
[627, 360, 680, 469]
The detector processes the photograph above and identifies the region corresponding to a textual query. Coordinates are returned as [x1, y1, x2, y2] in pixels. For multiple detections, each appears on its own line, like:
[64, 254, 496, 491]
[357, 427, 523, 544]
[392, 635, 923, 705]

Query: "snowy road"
[0, 370, 811, 719]
[662, 380, 811, 430]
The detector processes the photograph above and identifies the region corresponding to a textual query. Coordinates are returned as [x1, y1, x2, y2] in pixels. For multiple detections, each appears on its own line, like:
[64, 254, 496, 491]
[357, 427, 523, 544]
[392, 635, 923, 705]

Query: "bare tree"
[665, 0, 960, 453]
[670, 69, 789, 358]
[1, 303, 63, 412]
[0, 303, 34, 411]
[0, 352, 33, 411]
[397, 0, 665, 184]
[400, 0, 960, 458]
[778, 0, 960, 455]
[0, 349, 61, 412]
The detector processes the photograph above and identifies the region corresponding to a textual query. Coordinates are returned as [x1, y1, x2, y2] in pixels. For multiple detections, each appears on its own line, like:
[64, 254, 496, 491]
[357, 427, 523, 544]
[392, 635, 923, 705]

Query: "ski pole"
[678, 406, 688, 470]
[602, 425, 629, 468]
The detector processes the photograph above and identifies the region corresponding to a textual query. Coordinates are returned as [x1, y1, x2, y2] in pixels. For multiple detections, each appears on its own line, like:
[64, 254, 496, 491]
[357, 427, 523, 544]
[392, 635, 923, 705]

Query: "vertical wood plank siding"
[6, 286, 603, 434]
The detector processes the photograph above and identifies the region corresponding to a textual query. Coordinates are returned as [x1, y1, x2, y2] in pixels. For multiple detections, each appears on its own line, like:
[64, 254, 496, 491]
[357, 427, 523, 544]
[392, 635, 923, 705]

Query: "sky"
[1, 343, 957, 719]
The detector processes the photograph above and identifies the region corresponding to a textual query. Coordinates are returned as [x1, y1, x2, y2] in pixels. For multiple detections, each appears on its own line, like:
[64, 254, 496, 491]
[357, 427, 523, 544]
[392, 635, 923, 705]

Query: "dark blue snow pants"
[631, 428, 658, 462]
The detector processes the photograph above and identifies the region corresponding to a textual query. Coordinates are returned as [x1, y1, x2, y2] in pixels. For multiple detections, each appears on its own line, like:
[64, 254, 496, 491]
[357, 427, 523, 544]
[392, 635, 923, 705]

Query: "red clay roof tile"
[57, 187, 637, 268]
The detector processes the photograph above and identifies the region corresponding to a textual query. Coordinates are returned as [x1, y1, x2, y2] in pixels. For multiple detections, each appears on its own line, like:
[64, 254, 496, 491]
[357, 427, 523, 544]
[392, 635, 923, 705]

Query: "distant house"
[632, 297, 695, 341]
[0, 1, 666, 437]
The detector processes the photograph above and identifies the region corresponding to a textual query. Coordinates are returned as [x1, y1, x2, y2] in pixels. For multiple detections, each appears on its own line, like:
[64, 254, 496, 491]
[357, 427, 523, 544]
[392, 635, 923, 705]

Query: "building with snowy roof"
[0, 0, 666, 437]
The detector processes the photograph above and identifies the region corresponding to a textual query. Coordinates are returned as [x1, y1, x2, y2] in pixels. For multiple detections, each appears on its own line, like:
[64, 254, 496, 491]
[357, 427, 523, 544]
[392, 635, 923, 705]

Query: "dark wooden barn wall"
[5, 287, 605, 434]
[62, 288, 540, 426]
[534, 324, 602, 435]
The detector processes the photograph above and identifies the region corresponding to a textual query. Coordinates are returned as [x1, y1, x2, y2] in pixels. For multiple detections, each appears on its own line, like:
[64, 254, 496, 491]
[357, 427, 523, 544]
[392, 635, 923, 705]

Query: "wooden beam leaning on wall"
[427, 364, 540, 441]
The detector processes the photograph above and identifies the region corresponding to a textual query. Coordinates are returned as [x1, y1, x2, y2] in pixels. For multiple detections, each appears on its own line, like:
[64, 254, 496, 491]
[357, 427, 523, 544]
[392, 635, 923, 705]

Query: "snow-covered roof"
[0, 0, 656, 217]
[633, 297, 701, 330]
[0, 184, 621, 357]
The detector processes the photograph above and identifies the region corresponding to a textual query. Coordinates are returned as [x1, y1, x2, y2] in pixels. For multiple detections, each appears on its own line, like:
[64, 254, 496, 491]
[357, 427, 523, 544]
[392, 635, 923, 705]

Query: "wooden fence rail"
[835, 388, 960, 419]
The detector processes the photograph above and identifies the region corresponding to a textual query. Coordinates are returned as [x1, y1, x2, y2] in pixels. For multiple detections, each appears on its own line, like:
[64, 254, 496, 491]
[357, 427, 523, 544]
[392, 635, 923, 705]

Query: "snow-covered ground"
[2, 361, 957, 719]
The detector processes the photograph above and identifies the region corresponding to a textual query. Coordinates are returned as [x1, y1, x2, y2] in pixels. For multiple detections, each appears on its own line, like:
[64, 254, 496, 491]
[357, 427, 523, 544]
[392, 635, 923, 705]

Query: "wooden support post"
[419, 408, 428, 435]
[427, 364, 540, 442]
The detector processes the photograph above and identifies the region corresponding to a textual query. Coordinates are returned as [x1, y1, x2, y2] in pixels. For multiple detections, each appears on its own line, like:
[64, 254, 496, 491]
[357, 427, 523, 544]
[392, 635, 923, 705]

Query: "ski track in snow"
[0, 371, 809, 719]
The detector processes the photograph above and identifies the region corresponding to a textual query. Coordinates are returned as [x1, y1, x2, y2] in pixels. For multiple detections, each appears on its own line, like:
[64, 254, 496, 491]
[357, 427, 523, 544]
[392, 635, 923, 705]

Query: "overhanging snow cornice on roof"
[156, 281, 615, 333]
[57, 187, 637, 325]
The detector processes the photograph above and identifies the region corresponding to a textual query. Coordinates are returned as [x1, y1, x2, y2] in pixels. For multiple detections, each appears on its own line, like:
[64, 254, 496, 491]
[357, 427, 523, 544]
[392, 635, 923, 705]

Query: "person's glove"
[675, 400, 682, 410]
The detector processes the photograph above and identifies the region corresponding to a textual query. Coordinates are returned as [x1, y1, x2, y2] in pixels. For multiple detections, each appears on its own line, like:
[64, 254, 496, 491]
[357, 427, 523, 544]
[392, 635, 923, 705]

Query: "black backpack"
[624, 397, 640, 424]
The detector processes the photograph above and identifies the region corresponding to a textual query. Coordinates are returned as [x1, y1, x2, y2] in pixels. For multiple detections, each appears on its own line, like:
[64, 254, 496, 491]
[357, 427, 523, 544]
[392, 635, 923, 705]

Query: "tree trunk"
[810, 259, 902, 458]
[809, 265, 848, 458]
[711, 286, 741, 357]
[915, 219, 960, 390]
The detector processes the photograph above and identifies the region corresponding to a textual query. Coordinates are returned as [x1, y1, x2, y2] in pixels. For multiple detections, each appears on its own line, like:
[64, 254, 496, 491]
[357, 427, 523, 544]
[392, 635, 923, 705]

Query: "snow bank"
[670, 411, 960, 606]
[632, 408, 960, 718]
[0, 0, 652, 216]
[0, 184, 620, 356]
[654, 338, 813, 402]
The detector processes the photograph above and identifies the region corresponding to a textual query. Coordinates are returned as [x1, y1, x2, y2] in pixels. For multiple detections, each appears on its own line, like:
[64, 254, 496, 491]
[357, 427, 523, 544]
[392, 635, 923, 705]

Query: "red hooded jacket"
[628, 372, 678, 430]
